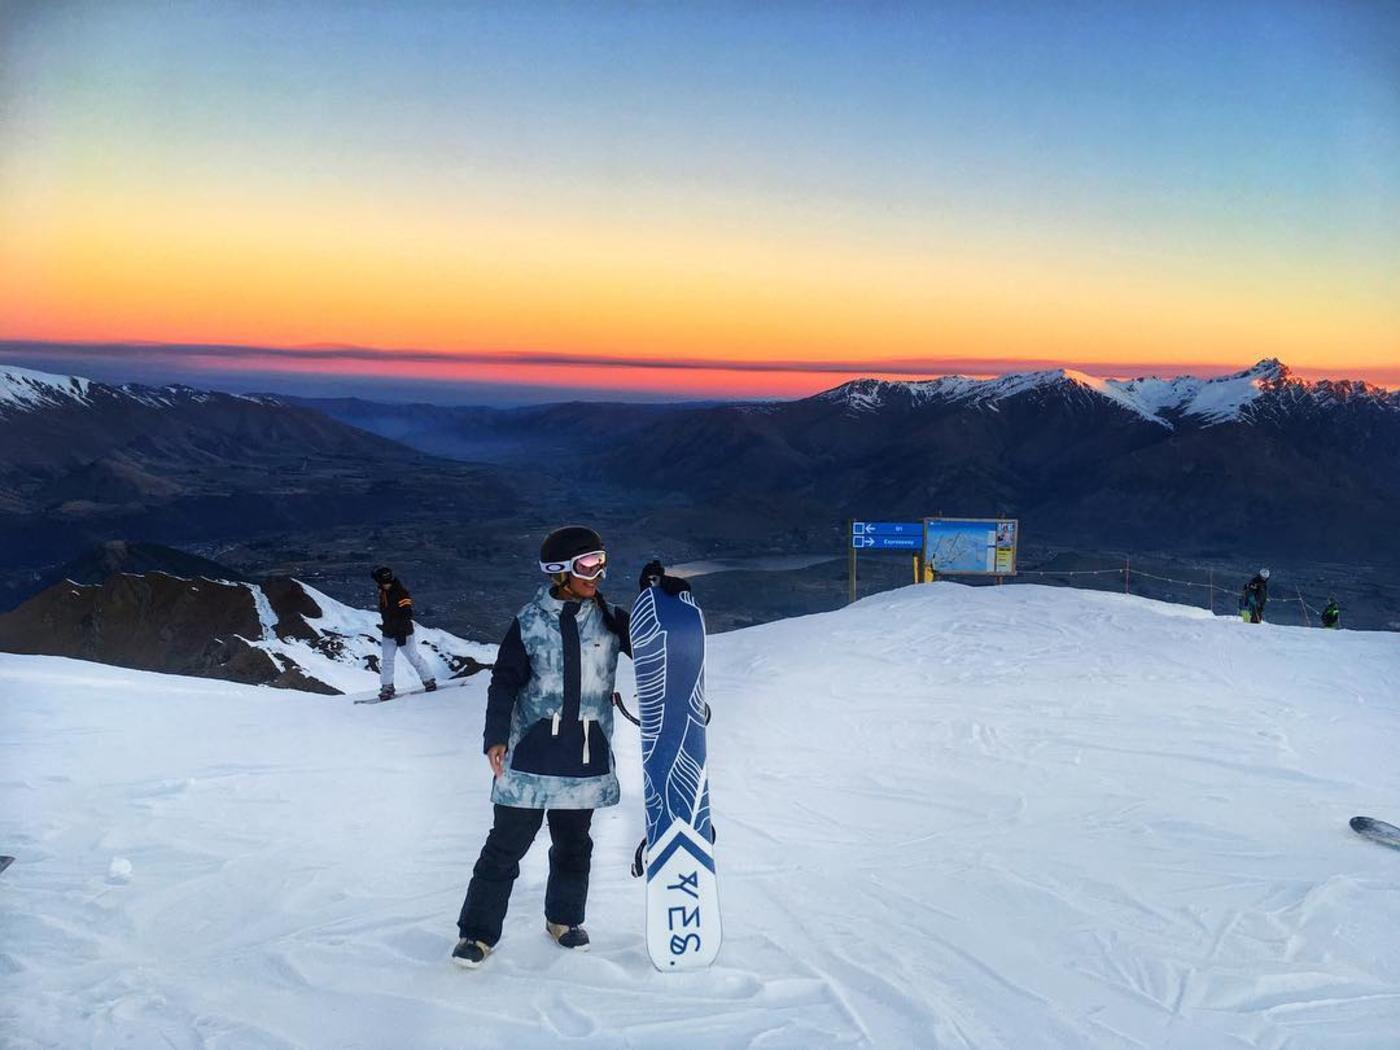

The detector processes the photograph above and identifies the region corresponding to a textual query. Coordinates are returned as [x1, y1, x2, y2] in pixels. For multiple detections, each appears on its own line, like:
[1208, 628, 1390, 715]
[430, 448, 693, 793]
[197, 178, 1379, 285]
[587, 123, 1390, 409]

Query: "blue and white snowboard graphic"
[630, 586, 721, 970]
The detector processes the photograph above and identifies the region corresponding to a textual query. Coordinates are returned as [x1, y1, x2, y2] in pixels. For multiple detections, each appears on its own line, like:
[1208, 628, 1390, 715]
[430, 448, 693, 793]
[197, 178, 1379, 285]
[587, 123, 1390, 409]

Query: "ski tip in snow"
[0, 856, 14, 874]
[1350, 816, 1400, 850]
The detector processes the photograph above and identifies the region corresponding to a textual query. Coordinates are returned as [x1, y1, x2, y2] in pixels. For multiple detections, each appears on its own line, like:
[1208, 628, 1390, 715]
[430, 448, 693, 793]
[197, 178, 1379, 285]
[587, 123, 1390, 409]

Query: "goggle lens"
[570, 551, 607, 579]
[539, 550, 608, 579]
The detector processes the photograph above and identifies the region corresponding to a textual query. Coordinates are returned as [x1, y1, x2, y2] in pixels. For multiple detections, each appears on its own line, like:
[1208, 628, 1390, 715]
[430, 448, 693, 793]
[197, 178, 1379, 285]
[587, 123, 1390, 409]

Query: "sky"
[1, 1, 1397, 403]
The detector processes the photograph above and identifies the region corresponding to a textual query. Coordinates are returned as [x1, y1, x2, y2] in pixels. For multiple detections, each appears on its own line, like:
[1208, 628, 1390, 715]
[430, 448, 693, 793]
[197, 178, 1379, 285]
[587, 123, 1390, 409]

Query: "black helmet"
[371, 565, 394, 585]
[539, 525, 604, 574]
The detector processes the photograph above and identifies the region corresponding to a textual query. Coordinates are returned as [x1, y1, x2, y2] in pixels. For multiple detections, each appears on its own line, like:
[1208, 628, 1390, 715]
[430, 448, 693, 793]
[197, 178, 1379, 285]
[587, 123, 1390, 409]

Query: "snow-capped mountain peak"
[0, 362, 284, 417]
[815, 359, 1394, 428]
[1107, 358, 1287, 424]
[817, 367, 1173, 425]
[0, 365, 94, 413]
[818, 369, 1108, 414]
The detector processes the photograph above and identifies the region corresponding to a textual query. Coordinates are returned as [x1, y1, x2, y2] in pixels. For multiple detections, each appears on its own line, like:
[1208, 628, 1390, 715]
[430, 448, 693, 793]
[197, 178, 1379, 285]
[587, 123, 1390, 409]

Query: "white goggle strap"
[538, 550, 606, 575]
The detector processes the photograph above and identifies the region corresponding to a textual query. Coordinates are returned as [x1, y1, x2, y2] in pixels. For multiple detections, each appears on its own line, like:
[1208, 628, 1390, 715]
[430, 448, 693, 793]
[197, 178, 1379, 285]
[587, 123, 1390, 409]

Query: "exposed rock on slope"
[0, 572, 492, 693]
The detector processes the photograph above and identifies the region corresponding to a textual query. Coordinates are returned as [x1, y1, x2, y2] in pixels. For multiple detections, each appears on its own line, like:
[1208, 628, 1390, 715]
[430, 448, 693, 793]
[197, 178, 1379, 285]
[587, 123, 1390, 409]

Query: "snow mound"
[2, 584, 1397, 1047]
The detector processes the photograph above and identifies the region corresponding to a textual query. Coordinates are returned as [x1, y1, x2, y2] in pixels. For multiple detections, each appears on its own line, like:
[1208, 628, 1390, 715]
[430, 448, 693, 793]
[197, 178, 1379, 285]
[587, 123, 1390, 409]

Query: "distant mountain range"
[0, 365, 513, 570]
[279, 394, 692, 464]
[0, 539, 248, 614]
[808, 358, 1398, 428]
[299, 358, 1400, 565]
[3, 357, 1396, 625]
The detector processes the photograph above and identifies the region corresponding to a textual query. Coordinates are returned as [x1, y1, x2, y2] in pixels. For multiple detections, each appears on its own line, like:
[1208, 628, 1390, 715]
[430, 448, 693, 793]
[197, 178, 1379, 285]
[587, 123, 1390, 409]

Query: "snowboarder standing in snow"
[1239, 568, 1270, 624]
[1321, 597, 1340, 630]
[451, 526, 685, 968]
[372, 566, 435, 701]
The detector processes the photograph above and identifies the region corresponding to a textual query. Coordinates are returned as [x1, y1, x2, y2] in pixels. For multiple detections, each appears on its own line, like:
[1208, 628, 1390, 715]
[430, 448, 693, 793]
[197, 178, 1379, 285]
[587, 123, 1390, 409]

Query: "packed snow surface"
[3, 584, 1399, 1048]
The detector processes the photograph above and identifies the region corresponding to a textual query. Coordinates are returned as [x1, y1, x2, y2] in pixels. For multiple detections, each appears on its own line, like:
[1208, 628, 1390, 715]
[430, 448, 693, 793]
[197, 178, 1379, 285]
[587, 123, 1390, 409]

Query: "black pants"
[457, 804, 594, 946]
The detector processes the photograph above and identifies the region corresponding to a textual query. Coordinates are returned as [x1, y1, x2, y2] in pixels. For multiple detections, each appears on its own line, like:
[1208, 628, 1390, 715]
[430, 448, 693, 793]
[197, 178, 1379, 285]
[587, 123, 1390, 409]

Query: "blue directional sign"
[851, 521, 923, 550]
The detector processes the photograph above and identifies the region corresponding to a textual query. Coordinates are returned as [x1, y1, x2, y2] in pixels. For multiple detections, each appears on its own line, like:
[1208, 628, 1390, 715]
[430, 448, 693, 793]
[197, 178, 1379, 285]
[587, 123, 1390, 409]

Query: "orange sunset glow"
[2, 4, 1396, 399]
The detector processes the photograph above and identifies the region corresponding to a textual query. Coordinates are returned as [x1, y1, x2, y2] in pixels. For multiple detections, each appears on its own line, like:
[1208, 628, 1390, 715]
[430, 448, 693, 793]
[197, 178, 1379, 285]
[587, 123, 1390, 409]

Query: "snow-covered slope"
[0, 365, 94, 413]
[0, 572, 493, 695]
[818, 358, 1397, 428]
[0, 363, 281, 416]
[248, 579, 495, 694]
[3, 585, 1398, 1048]
[1110, 358, 1286, 424]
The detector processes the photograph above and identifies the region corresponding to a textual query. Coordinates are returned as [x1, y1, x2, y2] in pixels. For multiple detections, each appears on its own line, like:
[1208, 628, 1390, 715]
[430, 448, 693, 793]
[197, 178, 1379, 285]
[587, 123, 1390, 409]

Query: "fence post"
[848, 529, 857, 605]
[1124, 556, 1131, 594]
[1209, 568, 1215, 614]
[1297, 586, 1310, 627]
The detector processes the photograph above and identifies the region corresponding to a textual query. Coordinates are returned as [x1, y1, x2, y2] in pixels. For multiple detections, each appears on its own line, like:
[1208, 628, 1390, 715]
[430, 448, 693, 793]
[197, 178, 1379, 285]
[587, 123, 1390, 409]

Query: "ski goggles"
[539, 549, 608, 580]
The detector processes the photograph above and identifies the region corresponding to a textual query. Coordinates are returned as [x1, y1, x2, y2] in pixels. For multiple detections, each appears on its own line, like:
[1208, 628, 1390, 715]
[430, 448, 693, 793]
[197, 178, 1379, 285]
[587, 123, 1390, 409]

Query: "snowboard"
[1350, 816, 1400, 850]
[629, 585, 721, 971]
[350, 679, 468, 705]
[0, 856, 13, 874]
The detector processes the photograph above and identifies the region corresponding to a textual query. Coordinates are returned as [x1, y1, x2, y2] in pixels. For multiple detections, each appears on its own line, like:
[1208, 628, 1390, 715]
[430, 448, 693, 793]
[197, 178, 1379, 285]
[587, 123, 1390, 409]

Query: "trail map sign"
[923, 518, 1019, 576]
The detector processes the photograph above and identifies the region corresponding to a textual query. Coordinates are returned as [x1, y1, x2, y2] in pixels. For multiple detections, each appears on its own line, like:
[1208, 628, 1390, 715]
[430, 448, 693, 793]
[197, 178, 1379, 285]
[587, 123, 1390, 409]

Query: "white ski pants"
[381, 634, 432, 688]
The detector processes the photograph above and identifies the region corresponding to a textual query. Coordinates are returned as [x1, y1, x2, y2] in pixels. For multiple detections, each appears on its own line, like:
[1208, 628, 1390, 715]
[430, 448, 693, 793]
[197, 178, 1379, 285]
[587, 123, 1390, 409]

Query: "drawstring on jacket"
[531, 599, 604, 768]
[550, 709, 596, 765]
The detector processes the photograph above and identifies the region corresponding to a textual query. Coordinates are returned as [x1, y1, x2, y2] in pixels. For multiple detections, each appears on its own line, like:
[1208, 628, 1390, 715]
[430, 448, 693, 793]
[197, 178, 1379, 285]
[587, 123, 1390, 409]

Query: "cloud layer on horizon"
[6, 339, 1383, 387]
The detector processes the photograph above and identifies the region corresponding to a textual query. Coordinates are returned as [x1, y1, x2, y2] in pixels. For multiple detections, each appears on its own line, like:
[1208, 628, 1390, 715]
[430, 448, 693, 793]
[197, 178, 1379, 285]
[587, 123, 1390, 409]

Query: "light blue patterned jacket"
[482, 585, 628, 809]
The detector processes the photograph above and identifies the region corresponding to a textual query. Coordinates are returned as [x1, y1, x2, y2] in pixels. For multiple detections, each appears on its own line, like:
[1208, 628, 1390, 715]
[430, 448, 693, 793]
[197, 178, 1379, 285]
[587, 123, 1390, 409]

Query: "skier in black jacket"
[372, 566, 435, 701]
[1239, 568, 1270, 624]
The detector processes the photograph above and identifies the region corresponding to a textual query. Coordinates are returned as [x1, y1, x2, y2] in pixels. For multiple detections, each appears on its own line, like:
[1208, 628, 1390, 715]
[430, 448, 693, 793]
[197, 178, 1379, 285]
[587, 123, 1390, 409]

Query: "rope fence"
[1019, 569, 1121, 578]
[1011, 558, 1336, 624]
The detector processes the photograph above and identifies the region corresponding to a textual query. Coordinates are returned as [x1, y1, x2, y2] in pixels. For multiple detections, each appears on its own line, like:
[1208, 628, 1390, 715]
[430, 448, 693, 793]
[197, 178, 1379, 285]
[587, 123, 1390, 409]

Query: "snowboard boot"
[452, 937, 490, 969]
[546, 922, 590, 950]
[424, 679, 438, 692]
[378, 684, 396, 701]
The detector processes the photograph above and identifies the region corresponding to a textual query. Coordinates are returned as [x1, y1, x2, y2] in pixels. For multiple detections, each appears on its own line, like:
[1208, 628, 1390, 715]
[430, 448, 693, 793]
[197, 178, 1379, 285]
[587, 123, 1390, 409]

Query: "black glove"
[639, 560, 691, 596]
[639, 560, 665, 591]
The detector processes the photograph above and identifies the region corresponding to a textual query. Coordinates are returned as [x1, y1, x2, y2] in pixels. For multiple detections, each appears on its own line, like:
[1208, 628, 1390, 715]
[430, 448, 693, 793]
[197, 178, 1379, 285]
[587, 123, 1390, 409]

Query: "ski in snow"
[1350, 816, 1400, 850]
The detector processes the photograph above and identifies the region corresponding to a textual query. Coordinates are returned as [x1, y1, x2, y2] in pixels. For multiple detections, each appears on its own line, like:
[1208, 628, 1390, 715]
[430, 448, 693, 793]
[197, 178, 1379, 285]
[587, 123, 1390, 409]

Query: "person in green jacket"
[1321, 597, 1340, 630]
